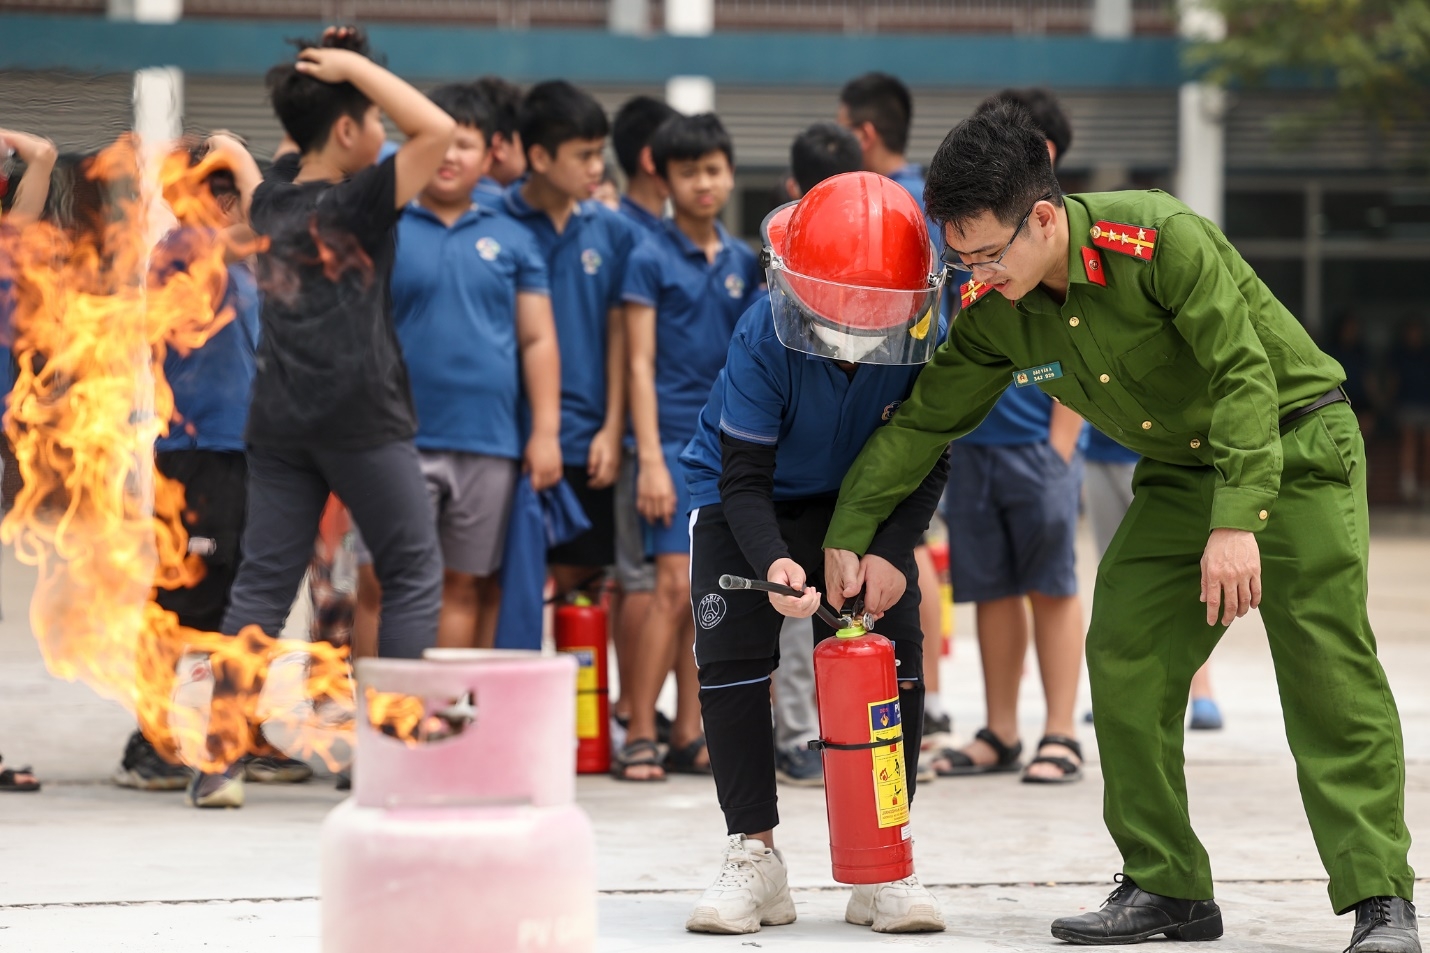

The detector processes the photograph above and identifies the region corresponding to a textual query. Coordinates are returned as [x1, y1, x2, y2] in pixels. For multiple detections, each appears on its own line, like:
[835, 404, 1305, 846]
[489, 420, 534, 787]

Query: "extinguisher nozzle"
[718, 574, 751, 590]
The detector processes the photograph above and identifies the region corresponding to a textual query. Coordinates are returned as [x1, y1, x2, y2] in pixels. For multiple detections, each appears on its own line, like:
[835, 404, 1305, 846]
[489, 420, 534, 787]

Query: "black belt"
[1279, 387, 1348, 431]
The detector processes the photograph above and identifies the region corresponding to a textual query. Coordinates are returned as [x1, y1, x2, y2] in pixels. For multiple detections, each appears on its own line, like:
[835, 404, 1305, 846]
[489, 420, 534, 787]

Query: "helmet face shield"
[766, 259, 944, 365]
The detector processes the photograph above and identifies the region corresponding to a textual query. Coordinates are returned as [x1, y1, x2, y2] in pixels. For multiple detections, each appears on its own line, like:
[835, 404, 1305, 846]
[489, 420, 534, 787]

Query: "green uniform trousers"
[1088, 402, 1413, 914]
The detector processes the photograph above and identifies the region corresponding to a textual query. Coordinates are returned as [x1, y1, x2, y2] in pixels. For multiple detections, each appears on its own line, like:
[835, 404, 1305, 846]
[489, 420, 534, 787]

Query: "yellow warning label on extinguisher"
[567, 648, 600, 740]
[868, 698, 909, 829]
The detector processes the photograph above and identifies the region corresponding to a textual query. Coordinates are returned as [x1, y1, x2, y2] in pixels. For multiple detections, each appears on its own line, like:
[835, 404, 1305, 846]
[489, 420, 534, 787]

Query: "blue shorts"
[943, 441, 1083, 602]
[638, 443, 694, 557]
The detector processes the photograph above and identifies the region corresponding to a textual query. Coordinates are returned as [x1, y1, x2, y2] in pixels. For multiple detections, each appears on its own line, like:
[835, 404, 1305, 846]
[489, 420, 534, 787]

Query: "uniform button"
[1190, 438, 1201, 449]
[1141, 420, 1152, 430]
[1069, 317, 1081, 327]
[1259, 509, 1269, 520]
[1099, 374, 1110, 384]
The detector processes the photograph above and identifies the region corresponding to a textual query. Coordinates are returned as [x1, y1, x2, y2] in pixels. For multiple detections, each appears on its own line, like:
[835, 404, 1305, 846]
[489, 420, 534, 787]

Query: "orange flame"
[0, 137, 379, 772]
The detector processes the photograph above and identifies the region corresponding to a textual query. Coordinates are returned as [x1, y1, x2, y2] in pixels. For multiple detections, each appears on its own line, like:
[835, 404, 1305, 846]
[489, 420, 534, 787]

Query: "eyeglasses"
[942, 193, 1054, 277]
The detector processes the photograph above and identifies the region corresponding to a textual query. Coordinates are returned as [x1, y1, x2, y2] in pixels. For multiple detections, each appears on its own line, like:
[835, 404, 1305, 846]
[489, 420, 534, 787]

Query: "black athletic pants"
[222, 440, 442, 659]
[689, 500, 926, 836]
[154, 450, 248, 632]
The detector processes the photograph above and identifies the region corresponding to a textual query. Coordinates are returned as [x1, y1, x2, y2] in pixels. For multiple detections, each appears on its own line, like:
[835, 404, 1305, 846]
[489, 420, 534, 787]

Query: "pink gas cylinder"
[321, 649, 597, 953]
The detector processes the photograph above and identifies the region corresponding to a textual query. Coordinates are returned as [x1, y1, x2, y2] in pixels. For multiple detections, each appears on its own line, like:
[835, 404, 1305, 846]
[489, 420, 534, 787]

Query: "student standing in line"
[502, 81, 638, 599]
[605, 94, 678, 744]
[352, 85, 561, 653]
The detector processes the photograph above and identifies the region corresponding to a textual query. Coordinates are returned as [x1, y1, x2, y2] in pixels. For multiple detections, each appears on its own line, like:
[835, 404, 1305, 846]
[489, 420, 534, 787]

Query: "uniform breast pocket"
[1117, 324, 1210, 412]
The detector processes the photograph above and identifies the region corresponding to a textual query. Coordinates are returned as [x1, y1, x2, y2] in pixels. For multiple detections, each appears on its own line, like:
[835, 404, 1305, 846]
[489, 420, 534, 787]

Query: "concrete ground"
[3, 515, 1430, 951]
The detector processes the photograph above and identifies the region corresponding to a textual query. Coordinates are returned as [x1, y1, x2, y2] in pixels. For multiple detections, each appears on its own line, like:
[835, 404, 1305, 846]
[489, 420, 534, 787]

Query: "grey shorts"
[614, 446, 656, 592]
[355, 450, 519, 576]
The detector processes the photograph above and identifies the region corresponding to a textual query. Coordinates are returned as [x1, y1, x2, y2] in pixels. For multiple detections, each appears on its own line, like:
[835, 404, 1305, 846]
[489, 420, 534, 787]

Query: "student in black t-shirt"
[194, 28, 455, 809]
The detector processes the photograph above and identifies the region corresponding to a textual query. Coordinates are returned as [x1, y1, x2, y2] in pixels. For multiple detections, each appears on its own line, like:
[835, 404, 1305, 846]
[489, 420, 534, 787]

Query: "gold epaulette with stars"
[1090, 220, 1158, 260]
[960, 278, 994, 308]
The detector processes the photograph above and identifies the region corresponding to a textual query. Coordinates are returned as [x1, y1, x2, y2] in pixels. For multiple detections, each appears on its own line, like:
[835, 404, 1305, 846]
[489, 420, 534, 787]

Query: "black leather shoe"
[1051, 875, 1223, 945]
[1346, 897, 1421, 953]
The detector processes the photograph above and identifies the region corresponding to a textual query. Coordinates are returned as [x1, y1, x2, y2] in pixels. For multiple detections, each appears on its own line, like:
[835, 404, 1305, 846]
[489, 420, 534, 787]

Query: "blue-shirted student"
[605, 94, 680, 741]
[354, 84, 562, 655]
[471, 76, 527, 211]
[680, 172, 948, 936]
[503, 81, 639, 595]
[614, 113, 760, 782]
[924, 86, 1089, 785]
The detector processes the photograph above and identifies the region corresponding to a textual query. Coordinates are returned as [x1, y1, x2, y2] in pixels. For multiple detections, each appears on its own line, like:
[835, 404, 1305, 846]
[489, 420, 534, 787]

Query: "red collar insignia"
[1081, 246, 1107, 287]
[960, 278, 993, 308]
[1090, 220, 1158, 260]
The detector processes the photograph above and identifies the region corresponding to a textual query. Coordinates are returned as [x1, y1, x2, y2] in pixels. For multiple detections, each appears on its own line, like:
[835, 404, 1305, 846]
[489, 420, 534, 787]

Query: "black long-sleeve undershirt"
[717, 432, 952, 579]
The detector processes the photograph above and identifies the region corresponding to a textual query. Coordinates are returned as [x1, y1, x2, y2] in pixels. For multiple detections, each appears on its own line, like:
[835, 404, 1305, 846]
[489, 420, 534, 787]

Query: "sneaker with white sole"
[186, 763, 244, 809]
[846, 874, 946, 933]
[686, 835, 798, 934]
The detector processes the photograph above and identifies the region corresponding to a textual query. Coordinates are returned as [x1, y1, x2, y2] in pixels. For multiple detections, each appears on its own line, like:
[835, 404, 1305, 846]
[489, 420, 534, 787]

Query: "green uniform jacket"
[825, 189, 1346, 552]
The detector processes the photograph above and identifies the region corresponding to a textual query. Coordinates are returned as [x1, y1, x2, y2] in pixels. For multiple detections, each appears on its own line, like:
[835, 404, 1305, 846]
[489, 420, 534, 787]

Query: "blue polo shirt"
[681, 297, 941, 509]
[622, 219, 762, 446]
[618, 195, 665, 238]
[1086, 427, 1141, 465]
[960, 384, 1053, 446]
[158, 263, 259, 452]
[390, 201, 549, 459]
[504, 185, 639, 465]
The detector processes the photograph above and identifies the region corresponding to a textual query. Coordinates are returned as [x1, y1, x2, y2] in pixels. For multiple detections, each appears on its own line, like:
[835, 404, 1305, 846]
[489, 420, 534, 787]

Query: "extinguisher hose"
[718, 574, 846, 629]
[808, 735, 905, 752]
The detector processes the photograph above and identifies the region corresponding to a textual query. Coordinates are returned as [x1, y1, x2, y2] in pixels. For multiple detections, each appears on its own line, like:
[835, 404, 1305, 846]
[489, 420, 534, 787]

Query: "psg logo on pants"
[697, 593, 727, 629]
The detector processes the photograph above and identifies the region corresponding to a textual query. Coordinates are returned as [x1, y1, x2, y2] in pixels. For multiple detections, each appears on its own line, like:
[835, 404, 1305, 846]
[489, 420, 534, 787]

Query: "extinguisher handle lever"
[718, 575, 848, 630]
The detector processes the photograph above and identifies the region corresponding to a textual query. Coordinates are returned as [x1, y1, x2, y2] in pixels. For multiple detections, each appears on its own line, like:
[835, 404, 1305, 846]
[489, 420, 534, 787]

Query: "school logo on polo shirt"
[724, 273, 746, 299]
[882, 400, 903, 421]
[581, 248, 603, 276]
[475, 237, 501, 261]
[697, 593, 727, 629]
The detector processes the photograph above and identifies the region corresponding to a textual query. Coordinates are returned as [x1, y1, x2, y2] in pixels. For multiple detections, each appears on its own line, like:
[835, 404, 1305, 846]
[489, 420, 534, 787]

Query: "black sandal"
[0, 755, 40, 792]
[664, 735, 713, 776]
[933, 728, 1023, 777]
[612, 739, 667, 782]
[1021, 734, 1084, 784]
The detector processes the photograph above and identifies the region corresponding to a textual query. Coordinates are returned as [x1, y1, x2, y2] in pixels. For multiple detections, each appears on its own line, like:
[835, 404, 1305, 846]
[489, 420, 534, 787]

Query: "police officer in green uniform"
[820, 102, 1418, 951]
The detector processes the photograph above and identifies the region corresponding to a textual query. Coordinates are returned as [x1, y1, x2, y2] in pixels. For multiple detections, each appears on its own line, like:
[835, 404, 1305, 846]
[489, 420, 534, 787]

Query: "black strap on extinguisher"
[807, 734, 904, 752]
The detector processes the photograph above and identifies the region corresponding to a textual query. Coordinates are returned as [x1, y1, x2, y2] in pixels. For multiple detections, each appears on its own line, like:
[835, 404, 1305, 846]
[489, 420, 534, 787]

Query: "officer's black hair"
[518, 81, 609, 162]
[266, 26, 380, 156]
[648, 113, 733, 179]
[925, 101, 1063, 236]
[428, 83, 496, 145]
[975, 88, 1073, 169]
[790, 121, 862, 195]
[612, 96, 679, 179]
[472, 76, 523, 139]
[839, 72, 913, 156]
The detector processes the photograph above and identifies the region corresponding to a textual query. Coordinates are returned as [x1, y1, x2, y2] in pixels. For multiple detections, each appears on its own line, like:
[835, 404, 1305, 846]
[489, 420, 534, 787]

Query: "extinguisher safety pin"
[808, 734, 904, 752]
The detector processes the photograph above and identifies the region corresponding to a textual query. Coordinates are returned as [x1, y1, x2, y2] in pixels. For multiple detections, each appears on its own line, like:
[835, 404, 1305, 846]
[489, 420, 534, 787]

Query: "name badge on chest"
[1013, 362, 1064, 387]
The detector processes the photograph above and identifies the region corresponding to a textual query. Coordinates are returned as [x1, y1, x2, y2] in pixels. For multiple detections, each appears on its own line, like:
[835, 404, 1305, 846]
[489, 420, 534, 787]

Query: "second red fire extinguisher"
[554, 594, 611, 775]
[811, 620, 914, 885]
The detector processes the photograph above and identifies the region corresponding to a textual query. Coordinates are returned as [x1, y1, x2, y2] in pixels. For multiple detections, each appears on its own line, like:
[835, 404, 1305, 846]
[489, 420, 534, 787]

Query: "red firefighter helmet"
[761, 171, 944, 365]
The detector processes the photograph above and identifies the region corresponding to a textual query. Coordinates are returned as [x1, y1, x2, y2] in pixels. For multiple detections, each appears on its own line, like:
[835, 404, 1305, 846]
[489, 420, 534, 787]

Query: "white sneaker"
[846, 874, 946, 933]
[686, 835, 797, 934]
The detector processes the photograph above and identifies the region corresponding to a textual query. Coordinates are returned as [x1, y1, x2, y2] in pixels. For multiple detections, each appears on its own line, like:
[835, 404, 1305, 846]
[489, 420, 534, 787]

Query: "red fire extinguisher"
[811, 621, 914, 884]
[554, 594, 610, 775]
